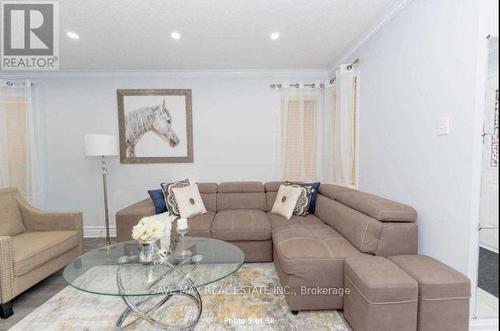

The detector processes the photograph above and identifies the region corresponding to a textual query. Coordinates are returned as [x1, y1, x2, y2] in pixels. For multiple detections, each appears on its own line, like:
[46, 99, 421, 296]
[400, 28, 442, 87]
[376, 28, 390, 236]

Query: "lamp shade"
[84, 134, 118, 157]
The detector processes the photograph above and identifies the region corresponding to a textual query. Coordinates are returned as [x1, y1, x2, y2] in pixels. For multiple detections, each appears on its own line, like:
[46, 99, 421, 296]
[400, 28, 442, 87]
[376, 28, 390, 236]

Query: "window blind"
[282, 95, 318, 181]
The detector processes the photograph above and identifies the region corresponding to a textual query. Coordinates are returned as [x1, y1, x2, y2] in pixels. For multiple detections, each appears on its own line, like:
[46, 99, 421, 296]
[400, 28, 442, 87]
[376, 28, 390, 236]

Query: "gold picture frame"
[117, 89, 193, 163]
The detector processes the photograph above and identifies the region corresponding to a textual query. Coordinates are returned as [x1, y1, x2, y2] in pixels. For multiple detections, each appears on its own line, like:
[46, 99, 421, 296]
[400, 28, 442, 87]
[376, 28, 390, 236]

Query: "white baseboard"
[83, 226, 117, 238]
[470, 318, 499, 330]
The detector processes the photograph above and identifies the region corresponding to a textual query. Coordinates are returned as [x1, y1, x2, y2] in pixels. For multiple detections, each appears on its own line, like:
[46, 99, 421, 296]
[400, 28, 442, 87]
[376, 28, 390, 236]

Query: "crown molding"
[0, 68, 328, 80]
[327, 0, 415, 76]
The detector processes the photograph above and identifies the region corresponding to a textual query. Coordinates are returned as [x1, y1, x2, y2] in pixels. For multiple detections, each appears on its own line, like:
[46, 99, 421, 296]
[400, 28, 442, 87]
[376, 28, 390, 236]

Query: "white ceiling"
[57, 0, 396, 71]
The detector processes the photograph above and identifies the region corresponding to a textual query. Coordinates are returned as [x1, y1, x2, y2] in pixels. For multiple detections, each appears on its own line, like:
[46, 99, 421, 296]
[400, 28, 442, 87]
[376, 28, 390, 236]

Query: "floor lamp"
[84, 134, 118, 246]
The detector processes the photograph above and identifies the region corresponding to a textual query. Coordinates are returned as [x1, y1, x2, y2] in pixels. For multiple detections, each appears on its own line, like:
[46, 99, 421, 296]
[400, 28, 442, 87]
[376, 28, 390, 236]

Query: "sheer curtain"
[277, 65, 358, 186]
[330, 64, 358, 187]
[280, 86, 323, 182]
[0, 79, 41, 203]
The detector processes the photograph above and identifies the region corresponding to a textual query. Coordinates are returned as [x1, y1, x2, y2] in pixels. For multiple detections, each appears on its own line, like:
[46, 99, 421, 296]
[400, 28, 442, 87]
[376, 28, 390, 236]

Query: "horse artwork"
[125, 99, 180, 157]
[117, 89, 193, 163]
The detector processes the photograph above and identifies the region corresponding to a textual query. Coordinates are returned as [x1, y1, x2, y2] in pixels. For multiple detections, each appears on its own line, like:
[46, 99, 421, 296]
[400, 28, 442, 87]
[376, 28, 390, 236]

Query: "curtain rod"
[329, 58, 360, 84]
[1, 79, 34, 88]
[270, 58, 360, 88]
[270, 82, 325, 89]
[346, 58, 360, 70]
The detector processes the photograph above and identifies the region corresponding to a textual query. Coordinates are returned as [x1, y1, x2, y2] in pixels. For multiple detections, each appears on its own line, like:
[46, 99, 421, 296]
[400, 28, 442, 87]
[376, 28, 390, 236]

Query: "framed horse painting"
[117, 89, 193, 163]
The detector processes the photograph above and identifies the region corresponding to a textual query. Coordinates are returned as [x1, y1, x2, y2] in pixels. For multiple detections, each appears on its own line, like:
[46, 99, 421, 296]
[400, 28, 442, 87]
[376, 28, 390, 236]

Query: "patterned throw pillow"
[160, 179, 190, 216]
[286, 181, 321, 213]
[284, 181, 313, 216]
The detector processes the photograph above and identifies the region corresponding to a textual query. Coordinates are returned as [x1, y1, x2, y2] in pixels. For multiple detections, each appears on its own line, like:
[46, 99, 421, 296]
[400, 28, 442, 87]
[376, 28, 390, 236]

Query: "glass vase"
[138, 240, 159, 264]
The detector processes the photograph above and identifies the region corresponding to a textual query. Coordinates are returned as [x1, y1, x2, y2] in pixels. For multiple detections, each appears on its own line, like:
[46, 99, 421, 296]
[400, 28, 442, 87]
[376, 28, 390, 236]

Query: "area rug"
[11, 263, 350, 330]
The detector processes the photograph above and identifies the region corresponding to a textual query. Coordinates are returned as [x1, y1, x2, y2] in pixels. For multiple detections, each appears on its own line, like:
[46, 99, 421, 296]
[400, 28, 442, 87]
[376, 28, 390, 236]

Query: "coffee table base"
[63, 238, 244, 330]
[116, 264, 202, 330]
[116, 289, 202, 330]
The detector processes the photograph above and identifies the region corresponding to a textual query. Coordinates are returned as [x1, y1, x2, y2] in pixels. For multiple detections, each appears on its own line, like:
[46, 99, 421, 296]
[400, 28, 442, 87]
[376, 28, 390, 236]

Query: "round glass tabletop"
[63, 237, 245, 297]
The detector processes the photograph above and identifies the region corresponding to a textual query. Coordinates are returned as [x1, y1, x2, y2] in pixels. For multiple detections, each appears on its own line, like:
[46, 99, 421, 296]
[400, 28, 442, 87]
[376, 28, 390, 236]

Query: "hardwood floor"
[0, 238, 109, 330]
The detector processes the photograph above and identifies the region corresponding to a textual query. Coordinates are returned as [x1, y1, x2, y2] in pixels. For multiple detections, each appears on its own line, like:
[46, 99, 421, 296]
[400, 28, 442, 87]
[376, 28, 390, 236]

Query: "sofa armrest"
[0, 236, 15, 304]
[17, 200, 83, 255]
[375, 223, 418, 257]
[17, 199, 83, 233]
[115, 199, 155, 242]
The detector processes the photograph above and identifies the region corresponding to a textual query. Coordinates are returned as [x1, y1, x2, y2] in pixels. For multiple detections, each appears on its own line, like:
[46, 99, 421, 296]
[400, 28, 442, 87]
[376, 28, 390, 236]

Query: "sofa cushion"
[344, 255, 418, 303]
[267, 212, 324, 229]
[273, 224, 361, 275]
[336, 191, 417, 222]
[197, 183, 218, 212]
[12, 231, 79, 276]
[218, 182, 265, 193]
[264, 181, 283, 192]
[375, 222, 418, 256]
[0, 191, 25, 236]
[217, 182, 267, 211]
[264, 181, 283, 210]
[320, 184, 417, 222]
[318, 184, 355, 199]
[171, 212, 215, 238]
[343, 255, 418, 331]
[389, 255, 471, 299]
[315, 195, 383, 253]
[212, 209, 271, 241]
[389, 255, 470, 331]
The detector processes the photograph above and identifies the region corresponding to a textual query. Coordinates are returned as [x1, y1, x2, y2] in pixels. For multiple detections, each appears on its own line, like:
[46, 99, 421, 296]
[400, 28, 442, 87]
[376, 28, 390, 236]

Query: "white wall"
[344, 0, 483, 274]
[486, 0, 499, 37]
[27, 72, 325, 234]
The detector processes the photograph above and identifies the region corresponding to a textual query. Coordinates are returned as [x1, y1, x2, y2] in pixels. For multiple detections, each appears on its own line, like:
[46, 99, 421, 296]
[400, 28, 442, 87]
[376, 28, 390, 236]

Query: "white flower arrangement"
[132, 216, 166, 243]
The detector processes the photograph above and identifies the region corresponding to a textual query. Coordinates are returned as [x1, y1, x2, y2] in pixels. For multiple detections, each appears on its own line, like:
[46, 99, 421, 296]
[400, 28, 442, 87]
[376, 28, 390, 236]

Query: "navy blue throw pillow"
[306, 182, 321, 213]
[148, 189, 167, 214]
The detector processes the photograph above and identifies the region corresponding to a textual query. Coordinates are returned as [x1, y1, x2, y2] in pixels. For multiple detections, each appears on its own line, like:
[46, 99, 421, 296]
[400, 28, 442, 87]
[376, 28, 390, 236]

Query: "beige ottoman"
[344, 255, 418, 331]
[389, 255, 471, 331]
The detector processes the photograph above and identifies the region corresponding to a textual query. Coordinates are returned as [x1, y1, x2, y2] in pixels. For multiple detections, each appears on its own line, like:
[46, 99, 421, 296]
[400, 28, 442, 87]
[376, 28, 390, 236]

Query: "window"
[281, 94, 320, 181]
[0, 80, 39, 201]
[0, 96, 28, 196]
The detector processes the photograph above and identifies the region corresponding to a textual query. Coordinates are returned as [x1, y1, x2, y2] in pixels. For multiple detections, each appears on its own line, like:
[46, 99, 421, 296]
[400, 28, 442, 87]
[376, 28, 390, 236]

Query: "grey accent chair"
[0, 188, 82, 318]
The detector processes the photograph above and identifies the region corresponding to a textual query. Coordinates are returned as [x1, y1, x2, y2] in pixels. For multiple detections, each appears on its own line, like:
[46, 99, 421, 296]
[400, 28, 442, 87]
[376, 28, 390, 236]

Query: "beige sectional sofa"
[116, 181, 418, 311]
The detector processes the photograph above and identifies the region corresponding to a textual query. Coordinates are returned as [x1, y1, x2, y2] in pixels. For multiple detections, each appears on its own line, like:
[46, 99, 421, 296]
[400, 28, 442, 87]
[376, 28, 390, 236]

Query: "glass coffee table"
[63, 237, 245, 329]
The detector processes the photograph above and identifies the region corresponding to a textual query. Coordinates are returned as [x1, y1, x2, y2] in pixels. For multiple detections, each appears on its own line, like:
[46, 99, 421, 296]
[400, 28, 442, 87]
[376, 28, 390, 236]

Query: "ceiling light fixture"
[66, 31, 80, 40]
[270, 32, 280, 40]
[170, 32, 181, 40]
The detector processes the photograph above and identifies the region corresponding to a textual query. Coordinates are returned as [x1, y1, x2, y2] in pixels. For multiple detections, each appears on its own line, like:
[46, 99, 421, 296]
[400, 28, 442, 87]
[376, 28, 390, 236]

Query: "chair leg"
[0, 301, 13, 319]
